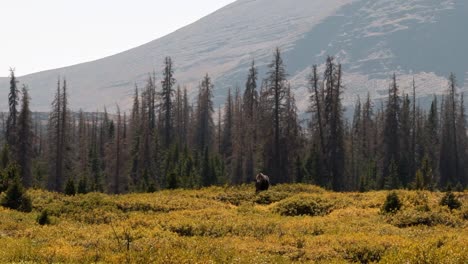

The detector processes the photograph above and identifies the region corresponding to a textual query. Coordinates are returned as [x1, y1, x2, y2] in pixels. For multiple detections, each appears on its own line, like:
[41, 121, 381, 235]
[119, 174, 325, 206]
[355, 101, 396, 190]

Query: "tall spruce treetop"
[6, 68, 19, 152]
[323, 58, 345, 190]
[161, 57, 175, 147]
[440, 73, 462, 187]
[131, 85, 140, 128]
[383, 73, 401, 184]
[456, 93, 467, 185]
[221, 88, 233, 158]
[266, 48, 288, 183]
[47, 79, 64, 191]
[195, 74, 215, 152]
[244, 60, 258, 119]
[309, 65, 326, 154]
[17, 85, 33, 187]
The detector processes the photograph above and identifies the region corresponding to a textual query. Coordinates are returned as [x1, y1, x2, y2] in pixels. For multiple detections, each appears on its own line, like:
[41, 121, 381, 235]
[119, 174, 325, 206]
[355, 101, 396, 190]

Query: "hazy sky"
[0, 0, 236, 77]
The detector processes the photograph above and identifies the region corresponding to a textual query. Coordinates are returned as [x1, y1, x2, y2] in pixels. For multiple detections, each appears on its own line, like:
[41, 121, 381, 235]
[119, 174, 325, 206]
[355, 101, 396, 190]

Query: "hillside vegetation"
[0, 184, 467, 263]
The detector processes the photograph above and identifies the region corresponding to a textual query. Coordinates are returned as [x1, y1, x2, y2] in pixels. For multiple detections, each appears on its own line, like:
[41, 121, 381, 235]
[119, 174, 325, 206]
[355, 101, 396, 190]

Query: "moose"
[255, 173, 270, 193]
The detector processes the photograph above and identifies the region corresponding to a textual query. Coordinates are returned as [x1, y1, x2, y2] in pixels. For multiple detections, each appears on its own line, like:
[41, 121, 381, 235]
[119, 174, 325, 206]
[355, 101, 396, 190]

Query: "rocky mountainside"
[1, 0, 466, 112]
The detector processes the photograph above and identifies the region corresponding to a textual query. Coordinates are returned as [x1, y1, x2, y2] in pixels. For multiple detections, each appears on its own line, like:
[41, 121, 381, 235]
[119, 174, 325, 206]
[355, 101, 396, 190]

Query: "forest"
[0, 48, 467, 195]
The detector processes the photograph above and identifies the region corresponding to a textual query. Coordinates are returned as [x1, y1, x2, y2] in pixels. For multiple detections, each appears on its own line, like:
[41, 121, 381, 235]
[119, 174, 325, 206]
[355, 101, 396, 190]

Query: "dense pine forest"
[1, 49, 467, 195]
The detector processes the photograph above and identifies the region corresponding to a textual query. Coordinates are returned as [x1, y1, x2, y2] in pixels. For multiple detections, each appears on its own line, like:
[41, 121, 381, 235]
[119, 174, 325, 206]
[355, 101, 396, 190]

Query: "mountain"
[1, 0, 467, 112]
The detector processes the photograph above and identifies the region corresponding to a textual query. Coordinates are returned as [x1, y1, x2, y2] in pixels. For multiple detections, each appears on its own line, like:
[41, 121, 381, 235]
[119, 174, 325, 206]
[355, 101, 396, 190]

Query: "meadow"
[0, 184, 466, 263]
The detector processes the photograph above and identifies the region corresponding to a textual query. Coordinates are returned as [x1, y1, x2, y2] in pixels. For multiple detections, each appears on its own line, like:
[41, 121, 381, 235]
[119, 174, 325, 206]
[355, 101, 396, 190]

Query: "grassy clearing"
[0, 184, 466, 263]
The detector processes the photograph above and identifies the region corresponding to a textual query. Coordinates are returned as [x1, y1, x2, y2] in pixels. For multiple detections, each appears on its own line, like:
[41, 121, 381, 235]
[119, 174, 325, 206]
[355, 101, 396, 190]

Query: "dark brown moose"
[255, 173, 270, 193]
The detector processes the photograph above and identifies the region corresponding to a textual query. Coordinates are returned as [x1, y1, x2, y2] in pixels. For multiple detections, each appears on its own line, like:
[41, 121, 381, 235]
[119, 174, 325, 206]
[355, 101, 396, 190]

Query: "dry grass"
[0, 184, 466, 263]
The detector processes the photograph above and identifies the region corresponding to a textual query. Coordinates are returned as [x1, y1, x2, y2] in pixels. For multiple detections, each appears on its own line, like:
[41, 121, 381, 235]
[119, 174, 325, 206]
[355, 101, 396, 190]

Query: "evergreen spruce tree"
[161, 57, 176, 148]
[264, 48, 288, 183]
[231, 87, 245, 184]
[46, 79, 73, 192]
[323, 57, 346, 190]
[17, 86, 33, 187]
[382, 74, 401, 188]
[77, 176, 88, 194]
[1, 162, 32, 213]
[399, 94, 412, 187]
[195, 74, 215, 153]
[6, 69, 19, 157]
[243, 61, 259, 181]
[221, 88, 233, 161]
[440, 74, 460, 187]
[425, 96, 439, 184]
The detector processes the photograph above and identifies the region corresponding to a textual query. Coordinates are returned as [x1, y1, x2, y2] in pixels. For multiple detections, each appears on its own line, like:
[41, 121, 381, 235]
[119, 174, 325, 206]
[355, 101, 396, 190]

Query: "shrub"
[77, 177, 88, 194]
[274, 195, 333, 216]
[167, 172, 179, 190]
[216, 190, 253, 206]
[254, 191, 289, 205]
[0, 178, 32, 212]
[37, 210, 51, 225]
[440, 191, 461, 210]
[461, 206, 468, 220]
[0, 162, 20, 192]
[65, 178, 76, 196]
[381, 192, 402, 214]
[387, 209, 461, 228]
[147, 183, 156, 193]
[454, 182, 464, 192]
[340, 242, 387, 263]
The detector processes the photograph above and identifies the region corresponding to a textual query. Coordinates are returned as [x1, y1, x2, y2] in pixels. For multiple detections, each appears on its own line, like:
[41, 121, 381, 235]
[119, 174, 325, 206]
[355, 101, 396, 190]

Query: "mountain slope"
[0, 0, 466, 112]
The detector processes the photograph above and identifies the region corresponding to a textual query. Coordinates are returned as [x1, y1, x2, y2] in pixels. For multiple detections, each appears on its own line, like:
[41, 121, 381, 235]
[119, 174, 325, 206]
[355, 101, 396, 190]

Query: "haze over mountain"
[1, 0, 467, 112]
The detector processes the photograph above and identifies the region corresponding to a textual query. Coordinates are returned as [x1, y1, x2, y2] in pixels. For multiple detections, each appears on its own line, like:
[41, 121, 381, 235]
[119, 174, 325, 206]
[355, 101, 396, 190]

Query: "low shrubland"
[0, 185, 466, 263]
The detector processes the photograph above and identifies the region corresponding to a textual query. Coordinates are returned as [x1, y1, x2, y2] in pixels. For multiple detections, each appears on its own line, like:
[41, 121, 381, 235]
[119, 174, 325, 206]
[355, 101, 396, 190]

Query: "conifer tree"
[182, 88, 190, 147]
[399, 94, 412, 186]
[75, 110, 90, 187]
[231, 87, 245, 183]
[323, 57, 345, 190]
[174, 86, 183, 145]
[129, 86, 141, 189]
[221, 88, 233, 160]
[243, 61, 258, 181]
[161, 57, 175, 147]
[109, 105, 124, 193]
[456, 93, 467, 186]
[17, 86, 33, 188]
[6, 69, 19, 156]
[139, 77, 158, 189]
[382, 74, 401, 189]
[425, 96, 439, 180]
[308, 65, 326, 186]
[264, 48, 288, 183]
[284, 84, 301, 181]
[195, 74, 215, 152]
[440, 73, 460, 187]
[47, 79, 72, 192]
[350, 97, 362, 189]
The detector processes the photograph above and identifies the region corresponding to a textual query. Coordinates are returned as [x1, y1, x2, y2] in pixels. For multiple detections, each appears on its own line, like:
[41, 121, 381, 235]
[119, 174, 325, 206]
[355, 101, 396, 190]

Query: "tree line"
[0, 49, 467, 194]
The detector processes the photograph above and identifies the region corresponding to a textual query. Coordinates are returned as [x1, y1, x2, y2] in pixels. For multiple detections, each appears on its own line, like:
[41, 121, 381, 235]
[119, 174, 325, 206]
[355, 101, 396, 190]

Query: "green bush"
[0, 179, 32, 212]
[461, 206, 468, 220]
[77, 177, 88, 194]
[440, 191, 462, 210]
[387, 209, 461, 228]
[381, 192, 402, 214]
[37, 210, 51, 225]
[65, 178, 76, 196]
[254, 191, 289, 205]
[340, 242, 387, 263]
[454, 182, 464, 192]
[274, 195, 333, 216]
[216, 190, 253, 206]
